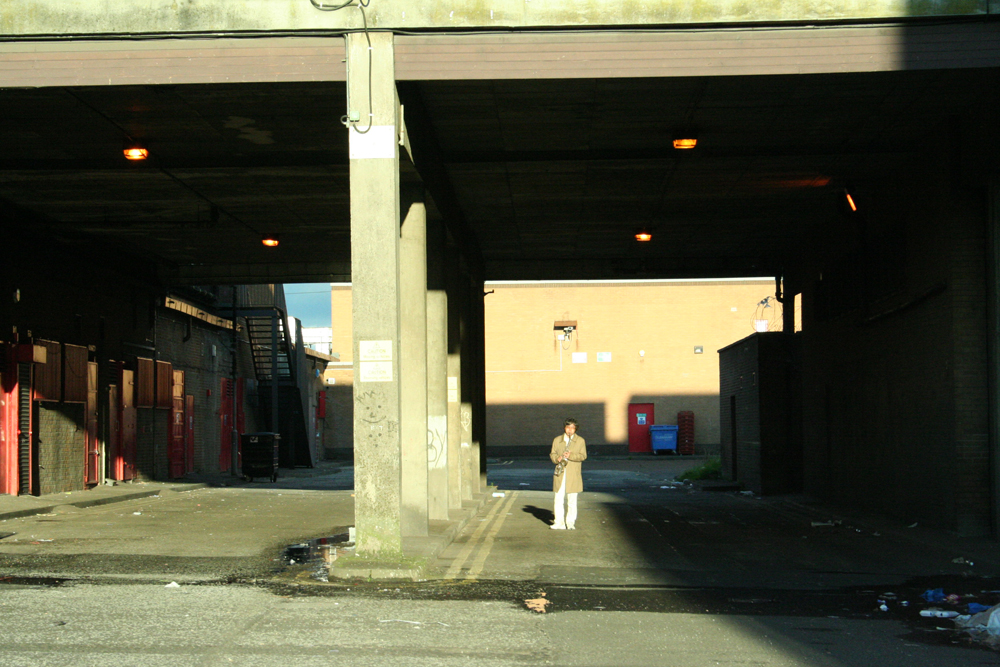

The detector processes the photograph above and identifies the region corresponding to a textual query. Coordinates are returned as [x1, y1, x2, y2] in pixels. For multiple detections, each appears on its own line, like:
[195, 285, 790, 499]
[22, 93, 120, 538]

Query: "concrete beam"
[165, 262, 351, 286]
[0, 1, 989, 35]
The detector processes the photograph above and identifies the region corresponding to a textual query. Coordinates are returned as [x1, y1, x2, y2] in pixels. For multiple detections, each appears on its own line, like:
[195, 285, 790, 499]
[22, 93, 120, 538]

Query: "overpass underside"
[3, 5, 1000, 553]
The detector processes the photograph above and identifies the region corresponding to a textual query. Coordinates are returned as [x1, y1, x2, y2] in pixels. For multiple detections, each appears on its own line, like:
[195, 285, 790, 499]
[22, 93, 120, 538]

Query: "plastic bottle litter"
[920, 609, 959, 618]
[921, 588, 947, 603]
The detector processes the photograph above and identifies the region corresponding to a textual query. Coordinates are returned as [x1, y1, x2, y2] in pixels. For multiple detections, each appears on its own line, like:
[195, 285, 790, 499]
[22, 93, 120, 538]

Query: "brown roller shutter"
[63, 344, 88, 404]
[136, 357, 154, 408]
[156, 361, 173, 409]
[33, 340, 61, 403]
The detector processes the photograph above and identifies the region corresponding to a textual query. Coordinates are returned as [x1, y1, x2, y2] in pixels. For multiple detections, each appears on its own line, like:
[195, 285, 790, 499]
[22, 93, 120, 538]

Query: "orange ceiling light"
[261, 234, 280, 247]
[635, 230, 653, 242]
[123, 146, 148, 161]
[845, 190, 858, 212]
[672, 137, 698, 150]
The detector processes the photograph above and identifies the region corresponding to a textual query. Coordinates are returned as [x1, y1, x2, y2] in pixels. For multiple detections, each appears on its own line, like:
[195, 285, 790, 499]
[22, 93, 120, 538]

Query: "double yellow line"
[443, 491, 518, 580]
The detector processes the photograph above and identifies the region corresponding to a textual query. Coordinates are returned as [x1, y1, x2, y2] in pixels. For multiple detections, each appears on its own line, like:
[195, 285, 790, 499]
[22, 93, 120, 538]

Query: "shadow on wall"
[323, 383, 355, 461]
[487, 397, 720, 457]
[487, 402, 606, 457]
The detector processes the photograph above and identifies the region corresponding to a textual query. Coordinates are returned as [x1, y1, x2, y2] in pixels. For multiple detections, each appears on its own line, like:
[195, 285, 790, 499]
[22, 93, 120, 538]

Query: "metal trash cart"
[241, 432, 280, 482]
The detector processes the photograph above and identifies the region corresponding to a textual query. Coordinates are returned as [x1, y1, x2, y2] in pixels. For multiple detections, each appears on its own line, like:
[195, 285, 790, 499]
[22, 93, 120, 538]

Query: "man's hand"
[561, 452, 570, 461]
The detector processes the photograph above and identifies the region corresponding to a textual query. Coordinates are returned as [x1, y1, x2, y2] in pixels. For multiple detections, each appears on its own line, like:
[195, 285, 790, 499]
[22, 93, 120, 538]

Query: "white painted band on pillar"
[349, 125, 398, 159]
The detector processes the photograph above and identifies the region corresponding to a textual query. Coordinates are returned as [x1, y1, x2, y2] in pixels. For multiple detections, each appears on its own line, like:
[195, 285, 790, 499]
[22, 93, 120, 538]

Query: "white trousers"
[554, 473, 578, 527]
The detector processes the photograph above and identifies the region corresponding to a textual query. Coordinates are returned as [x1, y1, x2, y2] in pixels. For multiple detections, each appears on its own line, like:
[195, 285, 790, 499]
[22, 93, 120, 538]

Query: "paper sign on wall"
[597, 352, 612, 362]
[360, 340, 392, 361]
[360, 361, 393, 382]
[572, 352, 588, 364]
[359, 340, 393, 382]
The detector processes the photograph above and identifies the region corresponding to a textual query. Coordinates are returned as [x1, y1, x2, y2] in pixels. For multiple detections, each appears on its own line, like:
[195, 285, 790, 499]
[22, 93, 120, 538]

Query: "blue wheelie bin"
[649, 425, 678, 454]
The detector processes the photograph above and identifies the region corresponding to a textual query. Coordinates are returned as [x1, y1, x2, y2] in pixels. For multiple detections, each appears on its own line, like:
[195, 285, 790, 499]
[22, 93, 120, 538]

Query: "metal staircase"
[218, 285, 313, 468]
[244, 314, 294, 386]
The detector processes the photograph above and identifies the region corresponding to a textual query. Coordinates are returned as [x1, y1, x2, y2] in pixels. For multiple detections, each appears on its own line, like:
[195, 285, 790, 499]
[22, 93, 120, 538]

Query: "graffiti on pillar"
[358, 389, 386, 424]
[428, 428, 446, 467]
[461, 408, 472, 433]
[357, 389, 397, 448]
[427, 415, 447, 469]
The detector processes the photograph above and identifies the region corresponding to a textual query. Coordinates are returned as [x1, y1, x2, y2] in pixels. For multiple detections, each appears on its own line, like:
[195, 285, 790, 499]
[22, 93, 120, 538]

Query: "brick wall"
[154, 309, 260, 475]
[720, 334, 802, 495]
[800, 170, 991, 536]
[329, 279, 786, 457]
[482, 280, 780, 453]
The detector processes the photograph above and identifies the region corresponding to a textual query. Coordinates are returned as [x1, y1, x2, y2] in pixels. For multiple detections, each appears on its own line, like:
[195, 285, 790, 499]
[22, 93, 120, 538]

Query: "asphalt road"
[1, 458, 998, 665]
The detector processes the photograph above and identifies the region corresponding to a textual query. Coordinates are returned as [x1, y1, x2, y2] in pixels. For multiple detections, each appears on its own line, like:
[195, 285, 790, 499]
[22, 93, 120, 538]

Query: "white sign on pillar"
[360, 340, 393, 382]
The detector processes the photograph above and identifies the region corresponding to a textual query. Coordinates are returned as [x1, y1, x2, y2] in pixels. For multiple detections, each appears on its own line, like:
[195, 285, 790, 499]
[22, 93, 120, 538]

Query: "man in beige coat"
[550, 418, 587, 530]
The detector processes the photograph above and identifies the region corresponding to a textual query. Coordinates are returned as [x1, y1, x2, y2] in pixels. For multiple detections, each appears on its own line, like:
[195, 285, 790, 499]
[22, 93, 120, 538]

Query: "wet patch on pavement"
[0, 575, 70, 588]
[255, 574, 1000, 652]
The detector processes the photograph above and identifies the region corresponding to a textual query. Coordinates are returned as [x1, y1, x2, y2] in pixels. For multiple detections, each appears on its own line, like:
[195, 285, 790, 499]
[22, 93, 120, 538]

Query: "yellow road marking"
[443, 491, 517, 580]
[465, 492, 516, 580]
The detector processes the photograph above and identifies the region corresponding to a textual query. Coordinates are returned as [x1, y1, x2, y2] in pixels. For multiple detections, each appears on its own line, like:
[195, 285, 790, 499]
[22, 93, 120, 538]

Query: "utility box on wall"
[718, 333, 802, 495]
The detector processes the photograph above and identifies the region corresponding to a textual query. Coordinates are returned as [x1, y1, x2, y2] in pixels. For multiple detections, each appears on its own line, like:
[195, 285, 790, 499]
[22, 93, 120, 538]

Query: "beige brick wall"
[330, 285, 354, 363]
[484, 280, 782, 449]
[328, 279, 785, 453]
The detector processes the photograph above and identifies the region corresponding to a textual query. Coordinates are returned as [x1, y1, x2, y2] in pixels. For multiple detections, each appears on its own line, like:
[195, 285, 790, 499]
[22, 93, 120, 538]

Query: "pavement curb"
[327, 487, 495, 582]
[0, 483, 210, 522]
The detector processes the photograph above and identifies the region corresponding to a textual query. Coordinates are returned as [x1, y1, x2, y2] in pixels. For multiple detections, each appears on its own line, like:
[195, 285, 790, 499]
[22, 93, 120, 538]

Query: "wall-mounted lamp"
[634, 230, 652, 242]
[554, 320, 577, 343]
[261, 234, 280, 247]
[123, 145, 148, 161]
[639, 349, 645, 357]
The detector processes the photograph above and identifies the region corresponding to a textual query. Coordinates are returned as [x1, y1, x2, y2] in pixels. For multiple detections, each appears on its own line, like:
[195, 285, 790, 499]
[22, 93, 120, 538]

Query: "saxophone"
[554, 436, 573, 477]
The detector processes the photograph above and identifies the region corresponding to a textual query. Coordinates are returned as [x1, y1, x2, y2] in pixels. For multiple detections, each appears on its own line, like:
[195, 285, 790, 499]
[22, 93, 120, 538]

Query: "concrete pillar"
[400, 195, 428, 537]
[446, 254, 464, 510]
[446, 352, 463, 509]
[348, 31, 403, 557]
[457, 274, 476, 502]
[426, 216, 450, 521]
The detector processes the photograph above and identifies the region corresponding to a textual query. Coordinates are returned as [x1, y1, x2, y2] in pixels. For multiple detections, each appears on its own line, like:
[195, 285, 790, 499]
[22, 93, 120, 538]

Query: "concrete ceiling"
[0, 66, 993, 284]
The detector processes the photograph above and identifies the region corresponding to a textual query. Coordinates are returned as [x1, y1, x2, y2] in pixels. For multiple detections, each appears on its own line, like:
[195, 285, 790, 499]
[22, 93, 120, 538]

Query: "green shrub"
[676, 457, 721, 481]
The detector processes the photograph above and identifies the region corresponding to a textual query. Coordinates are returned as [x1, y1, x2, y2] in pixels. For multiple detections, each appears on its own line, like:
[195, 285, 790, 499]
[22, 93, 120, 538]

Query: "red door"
[235, 379, 245, 436]
[108, 384, 119, 481]
[115, 368, 137, 481]
[185, 395, 195, 474]
[1, 346, 19, 495]
[628, 403, 655, 453]
[85, 362, 99, 485]
[1, 347, 35, 496]
[168, 370, 185, 479]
